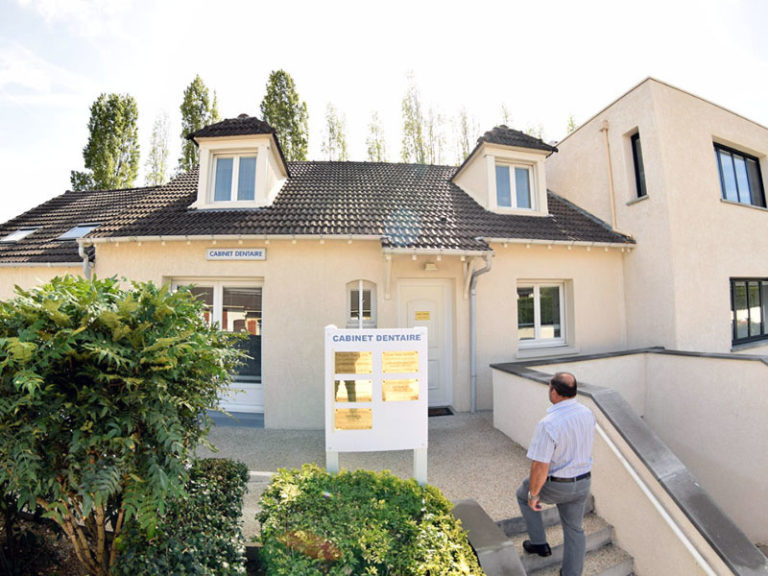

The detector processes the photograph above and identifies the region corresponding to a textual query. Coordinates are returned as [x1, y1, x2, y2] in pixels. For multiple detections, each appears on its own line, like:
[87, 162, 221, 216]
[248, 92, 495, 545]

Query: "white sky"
[1, 0, 767, 224]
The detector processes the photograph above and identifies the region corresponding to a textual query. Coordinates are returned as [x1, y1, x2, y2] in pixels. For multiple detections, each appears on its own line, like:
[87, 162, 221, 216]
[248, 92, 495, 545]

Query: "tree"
[424, 107, 446, 165]
[321, 103, 348, 161]
[260, 70, 309, 162]
[178, 75, 220, 173]
[455, 107, 478, 165]
[366, 111, 387, 162]
[567, 114, 578, 135]
[501, 103, 512, 126]
[400, 73, 426, 164]
[0, 276, 244, 576]
[70, 93, 139, 191]
[144, 111, 170, 186]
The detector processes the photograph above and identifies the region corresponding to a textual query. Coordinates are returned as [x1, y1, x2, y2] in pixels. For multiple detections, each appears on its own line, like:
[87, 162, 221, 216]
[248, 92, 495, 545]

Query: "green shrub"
[257, 464, 484, 575]
[114, 458, 249, 575]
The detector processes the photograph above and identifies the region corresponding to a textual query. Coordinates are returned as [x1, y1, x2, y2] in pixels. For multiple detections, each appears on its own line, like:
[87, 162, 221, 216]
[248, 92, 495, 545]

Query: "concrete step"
[527, 543, 633, 576]
[453, 499, 526, 576]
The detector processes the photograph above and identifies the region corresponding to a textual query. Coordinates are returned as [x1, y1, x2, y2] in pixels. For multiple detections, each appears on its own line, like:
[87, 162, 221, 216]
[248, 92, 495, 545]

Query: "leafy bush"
[0, 276, 245, 575]
[258, 464, 484, 575]
[114, 458, 249, 575]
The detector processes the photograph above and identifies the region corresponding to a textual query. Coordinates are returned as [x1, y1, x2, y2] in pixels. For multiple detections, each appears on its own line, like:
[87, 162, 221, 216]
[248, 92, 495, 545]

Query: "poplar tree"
[455, 108, 477, 165]
[424, 107, 446, 165]
[366, 111, 387, 162]
[260, 70, 309, 162]
[70, 93, 140, 191]
[321, 103, 349, 161]
[400, 74, 426, 164]
[178, 75, 220, 173]
[144, 111, 169, 186]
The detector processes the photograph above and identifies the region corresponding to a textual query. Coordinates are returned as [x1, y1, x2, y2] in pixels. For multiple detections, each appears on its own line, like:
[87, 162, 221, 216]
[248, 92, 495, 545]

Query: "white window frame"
[517, 281, 566, 348]
[495, 162, 536, 210]
[209, 153, 258, 204]
[346, 280, 377, 329]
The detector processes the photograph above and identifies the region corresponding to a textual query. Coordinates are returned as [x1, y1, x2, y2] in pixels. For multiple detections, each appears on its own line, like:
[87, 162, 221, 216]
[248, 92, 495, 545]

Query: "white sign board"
[206, 248, 266, 261]
[324, 325, 428, 483]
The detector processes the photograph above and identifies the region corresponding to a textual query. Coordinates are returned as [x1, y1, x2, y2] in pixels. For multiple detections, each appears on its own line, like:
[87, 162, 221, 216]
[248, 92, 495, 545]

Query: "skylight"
[57, 224, 100, 240]
[1, 228, 38, 242]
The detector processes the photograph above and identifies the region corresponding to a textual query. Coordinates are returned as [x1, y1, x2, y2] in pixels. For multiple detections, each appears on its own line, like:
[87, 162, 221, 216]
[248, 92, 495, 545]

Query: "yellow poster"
[335, 351, 373, 374]
[414, 311, 430, 321]
[335, 408, 373, 430]
[382, 350, 419, 373]
[334, 380, 372, 403]
[382, 379, 419, 402]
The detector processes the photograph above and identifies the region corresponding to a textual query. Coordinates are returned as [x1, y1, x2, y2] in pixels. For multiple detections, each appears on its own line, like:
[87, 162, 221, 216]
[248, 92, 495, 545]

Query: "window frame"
[631, 132, 647, 198]
[346, 280, 377, 329]
[731, 278, 768, 345]
[495, 162, 536, 210]
[56, 223, 100, 241]
[209, 153, 258, 204]
[715, 143, 766, 208]
[517, 281, 566, 349]
[0, 228, 38, 243]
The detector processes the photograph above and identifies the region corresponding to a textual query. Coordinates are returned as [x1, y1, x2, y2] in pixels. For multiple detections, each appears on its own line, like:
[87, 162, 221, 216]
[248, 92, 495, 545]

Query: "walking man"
[516, 372, 595, 576]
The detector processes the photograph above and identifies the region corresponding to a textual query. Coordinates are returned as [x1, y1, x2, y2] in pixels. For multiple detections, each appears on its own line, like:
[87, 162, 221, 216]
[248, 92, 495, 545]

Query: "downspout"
[600, 120, 618, 230]
[469, 253, 492, 413]
[78, 242, 92, 280]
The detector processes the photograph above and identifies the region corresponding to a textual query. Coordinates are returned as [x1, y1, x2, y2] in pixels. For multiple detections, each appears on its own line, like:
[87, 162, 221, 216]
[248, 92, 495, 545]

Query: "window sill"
[720, 198, 768, 213]
[730, 339, 768, 353]
[626, 194, 650, 207]
[515, 345, 580, 360]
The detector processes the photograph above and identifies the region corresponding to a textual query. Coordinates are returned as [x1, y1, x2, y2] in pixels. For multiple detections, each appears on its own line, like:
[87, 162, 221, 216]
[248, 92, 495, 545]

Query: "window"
[57, 223, 100, 240]
[496, 164, 534, 209]
[186, 283, 263, 381]
[212, 154, 257, 202]
[1, 228, 38, 242]
[715, 144, 765, 208]
[517, 282, 565, 347]
[631, 133, 647, 198]
[731, 278, 768, 345]
[347, 280, 376, 328]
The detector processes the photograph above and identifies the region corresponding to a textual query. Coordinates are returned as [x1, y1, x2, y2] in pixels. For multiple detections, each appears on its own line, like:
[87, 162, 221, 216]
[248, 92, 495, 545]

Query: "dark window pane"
[632, 133, 647, 197]
[350, 289, 372, 320]
[733, 281, 748, 340]
[517, 287, 534, 340]
[747, 158, 766, 207]
[214, 157, 233, 201]
[718, 149, 739, 202]
[515, 167, 531, 208]
[496, 165, 511, 207]
[539, 286, 561, 339]
[734, 155, 750, 204]
[748, 282, 762, 337]
[189, 286, 214, 327]
[237, 156, 257, 201]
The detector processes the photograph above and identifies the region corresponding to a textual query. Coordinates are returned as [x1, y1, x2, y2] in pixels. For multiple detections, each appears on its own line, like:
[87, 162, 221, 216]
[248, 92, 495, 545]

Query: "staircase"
[454, 497, 634, 576]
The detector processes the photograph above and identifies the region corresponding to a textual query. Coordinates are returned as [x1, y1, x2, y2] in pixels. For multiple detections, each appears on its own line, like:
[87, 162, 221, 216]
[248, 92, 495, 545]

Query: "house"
[0, 114, 634, 428]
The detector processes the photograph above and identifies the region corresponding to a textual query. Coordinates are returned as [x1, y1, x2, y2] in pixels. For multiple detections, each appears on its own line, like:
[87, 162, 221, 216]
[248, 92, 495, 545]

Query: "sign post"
[324, 325, 428, 485]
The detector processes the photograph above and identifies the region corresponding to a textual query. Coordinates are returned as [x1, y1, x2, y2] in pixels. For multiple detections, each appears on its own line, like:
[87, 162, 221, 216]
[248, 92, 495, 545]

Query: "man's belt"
[548, 471, 591, 483]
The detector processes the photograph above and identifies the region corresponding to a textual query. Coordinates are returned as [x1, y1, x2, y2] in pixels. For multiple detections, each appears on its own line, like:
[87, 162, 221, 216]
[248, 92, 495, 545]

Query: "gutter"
[469, 253, 493, 413]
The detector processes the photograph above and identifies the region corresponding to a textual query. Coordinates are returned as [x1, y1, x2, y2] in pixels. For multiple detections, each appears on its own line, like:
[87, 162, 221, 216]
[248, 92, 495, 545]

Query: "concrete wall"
[547, 78, 768, 355]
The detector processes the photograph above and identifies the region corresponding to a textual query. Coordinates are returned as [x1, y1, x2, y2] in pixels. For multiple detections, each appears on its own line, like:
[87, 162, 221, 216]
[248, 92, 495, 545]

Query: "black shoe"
[522, 540, 552, 557]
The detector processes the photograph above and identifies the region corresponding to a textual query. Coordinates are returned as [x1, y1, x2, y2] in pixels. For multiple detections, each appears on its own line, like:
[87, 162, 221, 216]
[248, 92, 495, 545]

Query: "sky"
[1, 0, 767, 224]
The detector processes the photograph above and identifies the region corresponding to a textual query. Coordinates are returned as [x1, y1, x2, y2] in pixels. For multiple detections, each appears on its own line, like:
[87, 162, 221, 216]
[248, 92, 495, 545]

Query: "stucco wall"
[0, 266, 82, 300]
[547, 78, 768, 355]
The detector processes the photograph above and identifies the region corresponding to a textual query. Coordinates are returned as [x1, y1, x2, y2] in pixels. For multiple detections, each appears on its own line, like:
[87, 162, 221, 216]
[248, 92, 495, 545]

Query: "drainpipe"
[78, 242, 92, 280]
[600, 120, 618, 230]
[469, 253, 492, 413]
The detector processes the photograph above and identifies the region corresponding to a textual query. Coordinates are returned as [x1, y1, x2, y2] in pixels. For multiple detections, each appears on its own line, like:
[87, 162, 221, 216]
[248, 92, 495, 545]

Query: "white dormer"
[452, 126, 557, 217]
[189, 115, 289, 210]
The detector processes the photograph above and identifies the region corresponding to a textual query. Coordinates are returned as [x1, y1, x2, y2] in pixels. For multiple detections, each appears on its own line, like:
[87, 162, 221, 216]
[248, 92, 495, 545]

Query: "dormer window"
[212, 154, 257, 202]
[496, 163, 534, 209]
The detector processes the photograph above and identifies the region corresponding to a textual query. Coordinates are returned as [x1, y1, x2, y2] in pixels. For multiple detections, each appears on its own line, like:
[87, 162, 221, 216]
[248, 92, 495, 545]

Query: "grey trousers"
[516, 476, 591, 576]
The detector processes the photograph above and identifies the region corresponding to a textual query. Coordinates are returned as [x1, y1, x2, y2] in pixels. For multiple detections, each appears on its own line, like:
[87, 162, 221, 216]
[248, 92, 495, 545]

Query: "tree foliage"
[70, 93, 140, 191]
[366, 111, 387, 162]
[321, 104, 348, 161]
[178, 75, 220, 173]
[144, 112, 170, 186]
[400, 74, 426, 164]
[454, 108, 477, 165]
[0, 276, 244, 575]
[260, 70, 309, 162]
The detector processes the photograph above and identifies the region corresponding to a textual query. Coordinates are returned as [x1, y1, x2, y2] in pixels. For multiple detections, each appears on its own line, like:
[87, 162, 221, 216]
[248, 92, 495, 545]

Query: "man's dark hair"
[550, 372, 577, 398]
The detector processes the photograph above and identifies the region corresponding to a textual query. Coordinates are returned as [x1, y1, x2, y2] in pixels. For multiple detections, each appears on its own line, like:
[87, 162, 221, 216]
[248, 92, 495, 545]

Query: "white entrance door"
[399, 281, 453, 407]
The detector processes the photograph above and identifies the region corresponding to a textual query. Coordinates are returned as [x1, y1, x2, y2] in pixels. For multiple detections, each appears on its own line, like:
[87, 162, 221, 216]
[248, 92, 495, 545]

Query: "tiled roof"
[187, 114, 275, 139]
[478, 125, 558, 153]
[0, 187, 154, 264]
[89, 161, 632, 252]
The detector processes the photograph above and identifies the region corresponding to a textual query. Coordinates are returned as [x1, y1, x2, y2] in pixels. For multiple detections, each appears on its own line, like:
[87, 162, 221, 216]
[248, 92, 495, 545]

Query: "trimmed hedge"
[257, 464, 485, 575]
[114, 458, 249, 575]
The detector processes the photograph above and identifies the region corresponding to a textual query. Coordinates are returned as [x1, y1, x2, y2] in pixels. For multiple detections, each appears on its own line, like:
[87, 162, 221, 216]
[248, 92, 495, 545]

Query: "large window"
[187, 283, 263, 381]
[715, 144, 765, 208]
[731, 278, 768, 345]
[212, 154, 257, 202]
[631, 132, 647, 198]
[517, 282, 565, 347]
[347, 280, 377, 328]
[496, 164, 534, 209]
